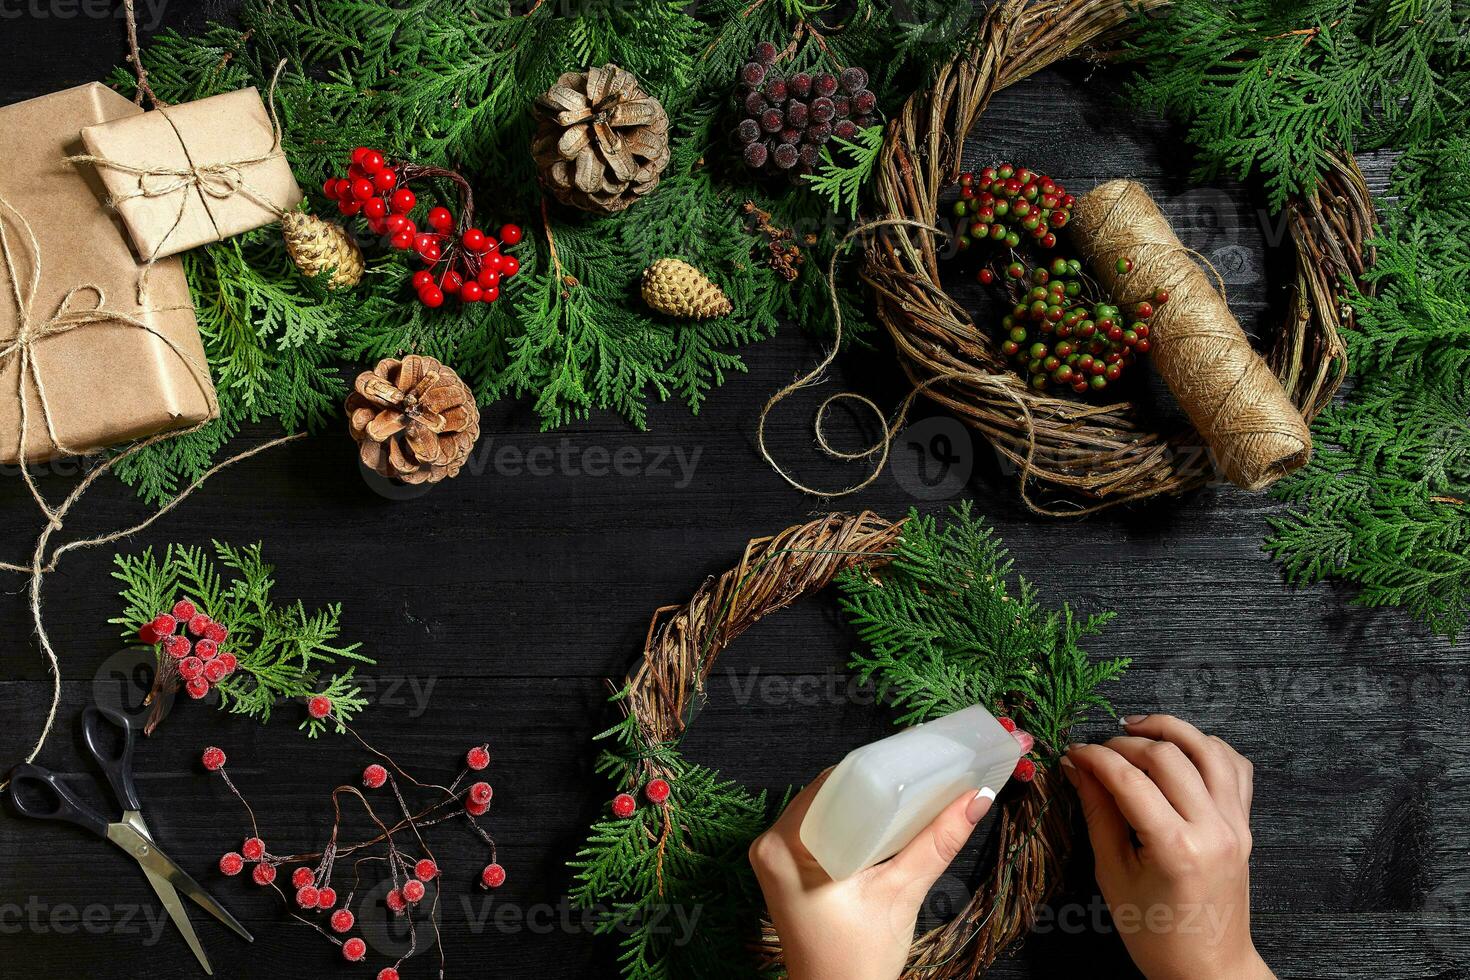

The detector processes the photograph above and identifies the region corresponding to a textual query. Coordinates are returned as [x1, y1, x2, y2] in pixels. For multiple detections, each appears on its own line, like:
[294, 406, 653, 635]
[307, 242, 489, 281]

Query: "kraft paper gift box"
[78, 86, 304, 262]
[0, 83, 217, 466]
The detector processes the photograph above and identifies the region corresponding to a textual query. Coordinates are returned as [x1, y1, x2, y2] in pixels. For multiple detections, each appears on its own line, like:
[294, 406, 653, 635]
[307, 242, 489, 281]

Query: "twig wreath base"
[863, 0, 1371, 511]
[617, 512, 1074, 978]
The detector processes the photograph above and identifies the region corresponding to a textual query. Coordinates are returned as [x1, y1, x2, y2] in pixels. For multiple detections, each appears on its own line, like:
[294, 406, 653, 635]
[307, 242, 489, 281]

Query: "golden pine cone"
[346, 355, 480, 485]
[282, 211, 364, 289]
[533, 64, 670, 214]
[641, 258, 732, 320]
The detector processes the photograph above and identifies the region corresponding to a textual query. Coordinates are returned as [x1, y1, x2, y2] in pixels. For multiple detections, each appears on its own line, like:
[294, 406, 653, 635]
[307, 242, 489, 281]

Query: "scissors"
[6, 705, 253, 974]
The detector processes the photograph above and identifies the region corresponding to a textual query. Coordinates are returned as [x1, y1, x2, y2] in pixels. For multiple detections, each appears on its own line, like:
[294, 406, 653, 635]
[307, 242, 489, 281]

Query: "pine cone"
[533, 64, 670, 214]
[346, 355, 480, 485]
[281, 211, 364, 289]
[641, 259, 733, 320]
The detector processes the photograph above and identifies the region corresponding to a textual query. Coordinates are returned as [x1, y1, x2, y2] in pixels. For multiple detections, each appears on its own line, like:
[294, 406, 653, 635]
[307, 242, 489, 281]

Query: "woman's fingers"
[880, 788, 989, 892]
[1065, 743, 1186, 844]
[1061, 756, 1135, 869]
[1102, 736, 1217, 825]
[1117, 719, 1246, 822]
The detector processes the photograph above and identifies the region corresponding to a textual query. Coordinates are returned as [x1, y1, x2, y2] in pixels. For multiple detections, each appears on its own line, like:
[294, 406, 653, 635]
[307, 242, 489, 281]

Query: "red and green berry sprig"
[202, 710, 503, 978]
[322, 146, 525, 308]
[988, 254, 1163, 394]
[952, 164, 1075, 253]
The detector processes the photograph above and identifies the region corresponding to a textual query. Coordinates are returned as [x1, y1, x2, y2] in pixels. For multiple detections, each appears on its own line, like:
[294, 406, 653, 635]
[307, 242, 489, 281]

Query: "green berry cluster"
[952, 164, 1074, 253]
[993, 256, 1164, 394]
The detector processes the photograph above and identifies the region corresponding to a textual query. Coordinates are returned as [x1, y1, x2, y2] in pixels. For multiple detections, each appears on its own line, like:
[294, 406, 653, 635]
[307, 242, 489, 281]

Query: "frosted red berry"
[317, 887, 337, 909]
[330, 908, 355, 933]
[611, 793, 637, 818]
[414, 859, 437, 881]
[178, 656, 204, 681]
[138, 622, 164, 645]
[296, 885, 320, 909]
[219, 852, 244, 876]
[363, 763, 388, 789]
[308, 696, 332, 719]
[378, 969, 400, 980]
[343, 937, 367, 962]
[402, 879, 426, 903]
[292, 867, 314, 889]
[201, 746, 226, 771]
[385, 888, 407, 914]
[469, 782, 493, 806]
[480, 863, 506, 889]
[252, 863, 276, 886]
[644, 778, 671, 805]
[242, 837, 265, 860]
[187, 614, 212, 637]
[217, 651, 238, 674]
[204, 621, 228, 644]
[466, 745, 490, 770]
[163, 635, 191, 659]
[203, 658, 229, 684]
[185, 677, 210, 699]
[997, 716, 1017, 732]
[1013, 757, 1037, 782]
[172, 600, 196, 621]
[194, 638, 218, 660]
[465, 797, 490, 817]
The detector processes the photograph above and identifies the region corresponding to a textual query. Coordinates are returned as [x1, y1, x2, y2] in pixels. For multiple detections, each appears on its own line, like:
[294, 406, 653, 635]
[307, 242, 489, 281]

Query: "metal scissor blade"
[107, 819, 213, 975]
[120, 812, 254, 944]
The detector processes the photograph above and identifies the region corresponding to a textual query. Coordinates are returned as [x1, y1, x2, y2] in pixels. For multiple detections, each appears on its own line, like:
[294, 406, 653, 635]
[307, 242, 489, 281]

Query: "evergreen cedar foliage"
[111, 541, 371, 734]
[1131, 0, 1469, 638]
[571, 505, 1126, 979]
[112, 0, 983, 502]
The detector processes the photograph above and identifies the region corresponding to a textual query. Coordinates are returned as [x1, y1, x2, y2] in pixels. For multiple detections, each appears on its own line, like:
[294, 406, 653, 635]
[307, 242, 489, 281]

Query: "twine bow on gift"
[64, 60, 294, 302]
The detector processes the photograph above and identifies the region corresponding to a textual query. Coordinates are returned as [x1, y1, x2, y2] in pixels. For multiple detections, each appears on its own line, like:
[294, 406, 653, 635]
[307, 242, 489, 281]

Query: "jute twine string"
[759, 218, 1076, 515]
[1070, 180, 1314, 490]
[613, 512, 1076, 977]
[65, 60, 294, 302]
[0, 193, 302, 791]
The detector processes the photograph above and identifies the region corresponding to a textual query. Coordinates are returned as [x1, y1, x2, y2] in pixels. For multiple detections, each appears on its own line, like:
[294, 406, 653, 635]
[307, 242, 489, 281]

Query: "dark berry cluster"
[952, 164, 1075, 252]
[987, 255, 1163, 394]
[323, 146, 524, 307]
[138, 599, 236, 700]
[734, 41, 877, 177]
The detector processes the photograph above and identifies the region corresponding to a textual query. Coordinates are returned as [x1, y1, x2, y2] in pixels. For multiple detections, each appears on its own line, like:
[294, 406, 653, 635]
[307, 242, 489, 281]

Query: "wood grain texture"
[0, 7, 1466, 980]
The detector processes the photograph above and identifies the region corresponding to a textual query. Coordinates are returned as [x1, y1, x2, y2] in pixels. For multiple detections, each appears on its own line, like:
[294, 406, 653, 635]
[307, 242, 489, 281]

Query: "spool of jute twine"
[1069, 180, 1313, 491]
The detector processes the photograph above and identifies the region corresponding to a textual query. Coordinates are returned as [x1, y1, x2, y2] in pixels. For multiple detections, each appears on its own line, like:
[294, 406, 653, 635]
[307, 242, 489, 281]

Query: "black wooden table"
[1, 8, 1466, 980]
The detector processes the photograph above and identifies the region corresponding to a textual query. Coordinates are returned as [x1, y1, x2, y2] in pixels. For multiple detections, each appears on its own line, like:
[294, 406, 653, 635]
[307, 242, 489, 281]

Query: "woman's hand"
[1063, 714, 1273, 980]
[749, 770, 995, 980]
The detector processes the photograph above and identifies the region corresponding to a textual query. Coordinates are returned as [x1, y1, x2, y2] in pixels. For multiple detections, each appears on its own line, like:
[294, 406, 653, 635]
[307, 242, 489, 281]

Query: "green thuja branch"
[110, 542, 373, 735]
[109, 0, 977, 501]
[803, 125, 885, 221]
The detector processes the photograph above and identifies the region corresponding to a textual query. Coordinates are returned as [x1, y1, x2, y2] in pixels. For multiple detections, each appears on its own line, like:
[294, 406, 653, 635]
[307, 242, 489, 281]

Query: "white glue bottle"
[799, 704, 1025, 880]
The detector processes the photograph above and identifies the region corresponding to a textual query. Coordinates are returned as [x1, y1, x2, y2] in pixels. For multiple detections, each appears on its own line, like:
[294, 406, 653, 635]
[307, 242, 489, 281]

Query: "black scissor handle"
[7, 764, 109, 837]
[81, 705, 142, 813]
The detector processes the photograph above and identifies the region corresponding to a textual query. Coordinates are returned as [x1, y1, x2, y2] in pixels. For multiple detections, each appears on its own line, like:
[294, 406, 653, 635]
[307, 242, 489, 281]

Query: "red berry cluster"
[997, 716, 1038, 783]
[610, 776, 673, 818]
[990, 255, 1160, 393]
[323, 146, 525, 307]
[952, 164, 1074, 252]
[204, 730, 502, 975]
[138, 600, 236, 700]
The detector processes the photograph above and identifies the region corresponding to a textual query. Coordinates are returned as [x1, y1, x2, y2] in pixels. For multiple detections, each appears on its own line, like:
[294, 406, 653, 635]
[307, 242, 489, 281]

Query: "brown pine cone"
[346, 355, 480, 485]
[533, 64, 670, 214]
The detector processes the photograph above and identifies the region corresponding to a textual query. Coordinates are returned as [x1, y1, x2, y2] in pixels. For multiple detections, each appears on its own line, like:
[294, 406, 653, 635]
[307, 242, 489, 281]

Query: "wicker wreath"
[620, 512, 1075, 977]
[863, 0, 1373, 509]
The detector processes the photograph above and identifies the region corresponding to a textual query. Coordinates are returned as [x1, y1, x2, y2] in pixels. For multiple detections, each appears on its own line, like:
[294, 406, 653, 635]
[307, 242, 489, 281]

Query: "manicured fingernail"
[966, 787, 996, 823]
[1120, 714, 1148, 726]
[1059, 757, 1078, 783]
